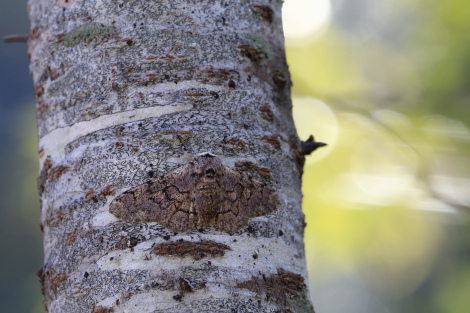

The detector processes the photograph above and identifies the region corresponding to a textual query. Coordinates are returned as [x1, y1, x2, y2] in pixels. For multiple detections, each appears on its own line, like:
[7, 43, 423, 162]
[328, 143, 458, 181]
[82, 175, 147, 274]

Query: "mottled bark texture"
[29, 0, 314, 312]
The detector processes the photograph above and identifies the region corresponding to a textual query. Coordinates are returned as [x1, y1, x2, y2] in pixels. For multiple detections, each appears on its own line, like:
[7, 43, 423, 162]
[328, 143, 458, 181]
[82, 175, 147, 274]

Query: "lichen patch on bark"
[61, 23, 114, 47]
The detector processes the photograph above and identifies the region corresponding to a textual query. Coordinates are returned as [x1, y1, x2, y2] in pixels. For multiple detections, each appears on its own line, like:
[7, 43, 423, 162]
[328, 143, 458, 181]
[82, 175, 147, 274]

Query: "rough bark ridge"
[29, 0, 314, 312]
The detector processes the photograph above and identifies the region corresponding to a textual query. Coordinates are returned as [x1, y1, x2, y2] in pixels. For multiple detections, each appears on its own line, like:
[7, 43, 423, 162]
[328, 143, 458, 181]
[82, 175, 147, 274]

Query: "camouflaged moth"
[109, 153, 278, 233]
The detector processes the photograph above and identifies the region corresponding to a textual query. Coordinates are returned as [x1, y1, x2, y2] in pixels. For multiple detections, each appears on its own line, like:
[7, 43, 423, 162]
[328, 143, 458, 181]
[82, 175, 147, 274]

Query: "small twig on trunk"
[301, 135, 327, 155]
[3, 34, 29, 43]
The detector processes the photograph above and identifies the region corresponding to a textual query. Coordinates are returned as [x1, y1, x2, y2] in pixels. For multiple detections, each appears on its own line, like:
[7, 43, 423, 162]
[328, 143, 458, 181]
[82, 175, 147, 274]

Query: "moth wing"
[218, 166, 278, 233]
[217, 211, 249, 234]
[109, 163, 196, 232]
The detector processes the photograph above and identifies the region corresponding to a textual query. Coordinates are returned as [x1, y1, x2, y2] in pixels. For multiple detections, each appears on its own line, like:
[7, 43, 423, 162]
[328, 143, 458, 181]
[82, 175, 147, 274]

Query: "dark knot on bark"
[300, 135, 327, 156]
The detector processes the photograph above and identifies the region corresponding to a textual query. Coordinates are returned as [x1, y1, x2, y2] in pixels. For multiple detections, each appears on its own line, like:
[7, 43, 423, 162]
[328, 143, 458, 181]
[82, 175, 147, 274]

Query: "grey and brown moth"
[109, 153, 278, 234]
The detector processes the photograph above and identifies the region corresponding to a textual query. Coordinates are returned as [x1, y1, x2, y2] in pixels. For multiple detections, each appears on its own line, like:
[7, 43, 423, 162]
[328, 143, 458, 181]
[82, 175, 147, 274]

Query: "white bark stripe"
[38, 104, 191, 161]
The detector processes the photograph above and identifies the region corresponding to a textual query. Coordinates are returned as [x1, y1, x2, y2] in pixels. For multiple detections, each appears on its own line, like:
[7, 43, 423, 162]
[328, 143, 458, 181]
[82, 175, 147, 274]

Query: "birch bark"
[28, 0, 314, 312]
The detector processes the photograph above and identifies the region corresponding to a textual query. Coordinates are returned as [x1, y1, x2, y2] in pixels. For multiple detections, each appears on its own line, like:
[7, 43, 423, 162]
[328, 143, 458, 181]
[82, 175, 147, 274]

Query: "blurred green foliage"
[287, 0, 470, 312]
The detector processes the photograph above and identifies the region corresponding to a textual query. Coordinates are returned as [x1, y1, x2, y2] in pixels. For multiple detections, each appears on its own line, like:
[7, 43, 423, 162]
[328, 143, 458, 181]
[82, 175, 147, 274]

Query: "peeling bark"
[28, 0, 314, 312]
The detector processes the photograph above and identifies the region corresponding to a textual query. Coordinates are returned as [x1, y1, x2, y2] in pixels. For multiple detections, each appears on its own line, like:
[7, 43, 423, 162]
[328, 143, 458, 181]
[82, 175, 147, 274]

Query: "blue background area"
[0, 1, 43, 312]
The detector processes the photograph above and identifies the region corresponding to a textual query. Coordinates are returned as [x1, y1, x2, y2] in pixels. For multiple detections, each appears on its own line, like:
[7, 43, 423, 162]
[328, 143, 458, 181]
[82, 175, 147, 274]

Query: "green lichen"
[288, 292, 316, 313]
[250, 112, 269, 127]
[257, 115, 269, 127]
[63, 23, 114, 47]
[244, 109, 269, 127]
[249, 33, 274, 64]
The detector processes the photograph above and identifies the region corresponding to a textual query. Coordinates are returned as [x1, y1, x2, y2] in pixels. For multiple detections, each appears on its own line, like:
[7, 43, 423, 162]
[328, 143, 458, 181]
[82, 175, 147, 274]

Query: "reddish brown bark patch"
[30, 26, 40, 40]
[252, 5, 274, 23]
[37, 264, 69, 310]
[238, 44, 264, 63]
[48, 67, 63, 81]
[235, 269, 307, 309]
[235, 161, 271, 180]
[99, 185, 116, 197]
[179, 278, 193, 292]
[259, 106, 274, 122]
[289, 135, 305, 176]
[223, 137, 247, 148]
[184, 91, 208, 97]
[92, 306, 114, 313]
[86, 185, 116, 202]
[66, 229, 79, 244]
[37, 158, 53, 195]
[152, 240, 231, 260]
[261, 135, 281, 150]
[202, 68, 240, 85]
[85, 188, 96, 202]
[36, 101, 48, 118]
[39, 220, 45, 235]
[112, 236, 129, 250]
[41, 65, 68, 82]
[37, 158, 69, 195]
[37, 267, 46, 296]
[49, 165, 69, 180]
[179, 277, 207, 293]
[277, 269, 307, 295]
[181, 91, 218, 104]
[272, 70, 287, 90]
[46, 207, 66, 227]
[35, 83, 44, 102]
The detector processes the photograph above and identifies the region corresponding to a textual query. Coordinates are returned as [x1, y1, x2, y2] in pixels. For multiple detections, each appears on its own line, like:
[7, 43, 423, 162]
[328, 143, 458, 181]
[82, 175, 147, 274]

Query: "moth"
[109, 153, 278, 234]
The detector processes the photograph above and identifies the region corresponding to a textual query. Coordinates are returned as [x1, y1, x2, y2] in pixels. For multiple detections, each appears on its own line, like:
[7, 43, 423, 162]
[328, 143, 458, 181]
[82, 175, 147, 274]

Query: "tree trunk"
[28, 0, 314, 312]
